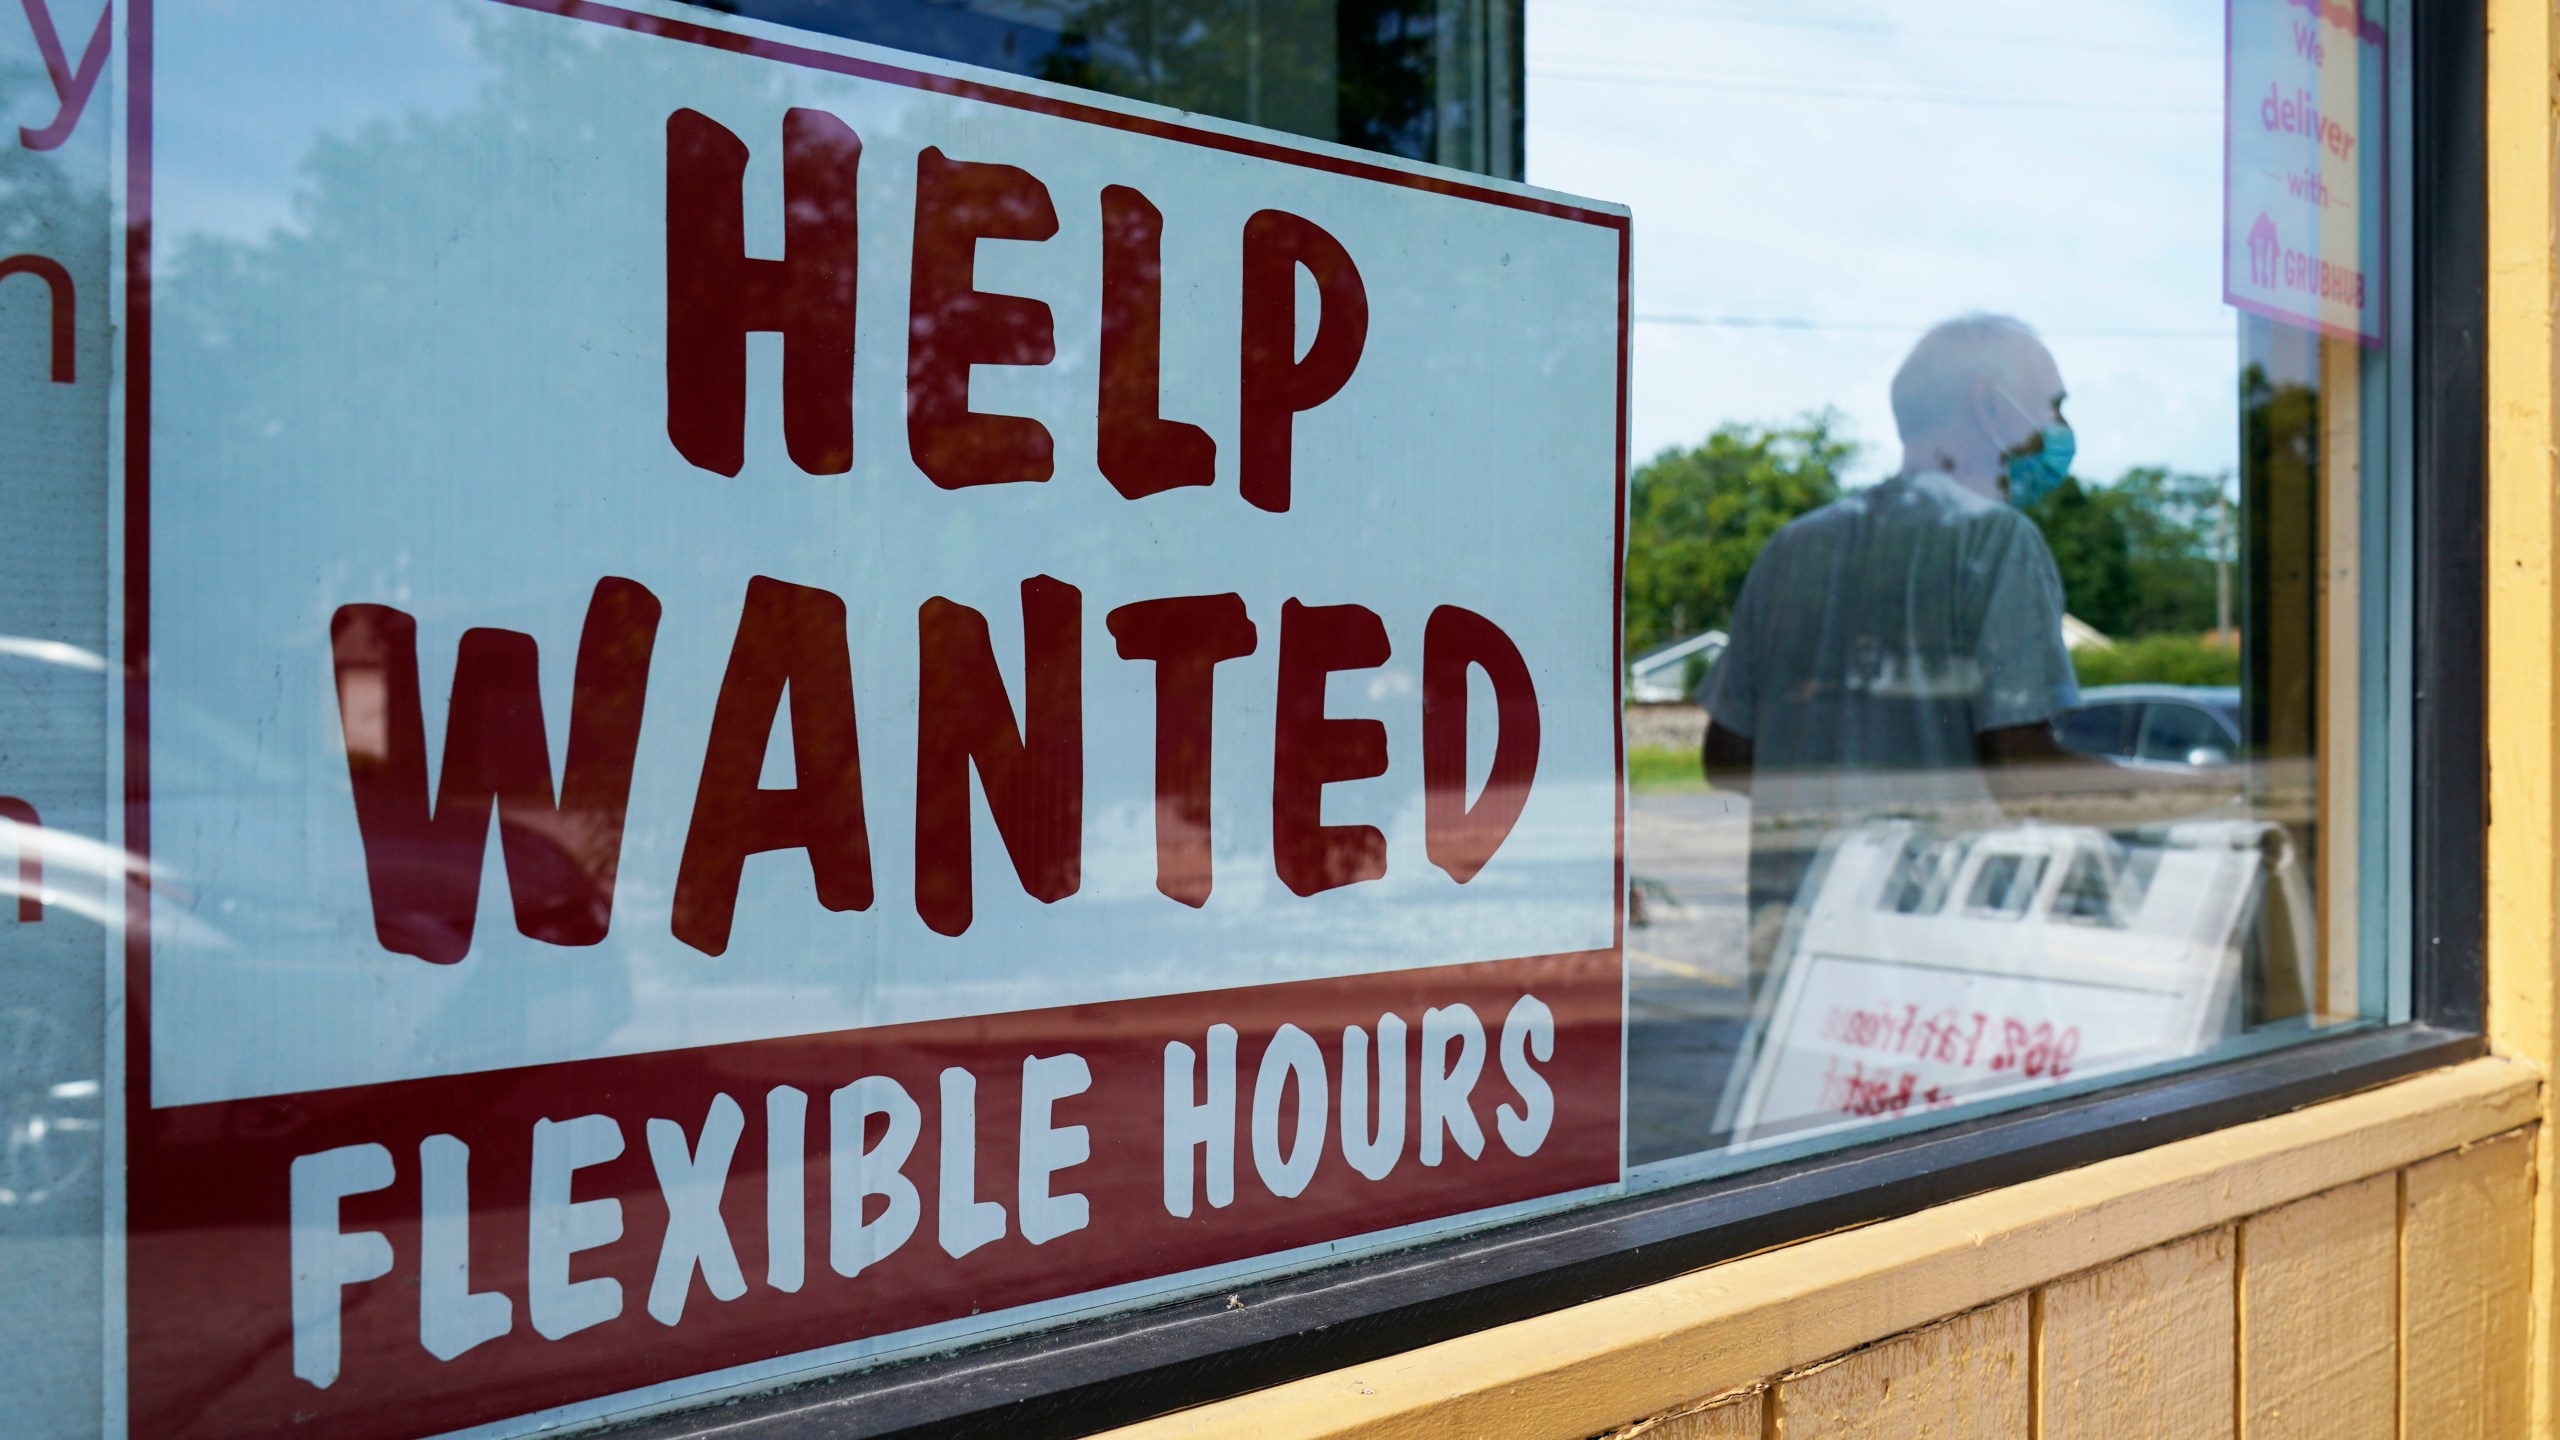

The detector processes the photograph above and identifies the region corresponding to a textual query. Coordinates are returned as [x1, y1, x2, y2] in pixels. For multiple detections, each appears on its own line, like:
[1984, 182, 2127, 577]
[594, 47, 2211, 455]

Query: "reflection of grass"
[1629, 743, 1706, 790]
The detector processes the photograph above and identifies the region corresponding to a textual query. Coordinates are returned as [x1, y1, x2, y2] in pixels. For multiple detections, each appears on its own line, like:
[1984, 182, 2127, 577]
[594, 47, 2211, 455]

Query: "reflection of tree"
[2237, 358, 2320, 757]
[1035, 0, 1339, 142]
[2022, 467, 2233, 639]
[1333, 0, 1437, 159]
[691, 0, 1504, 169]
[1030, 0, 1453, 160]
[1621, 412, 1851, 655]
[1621, 400, 2243, 659]
[159, 7, 705, 480]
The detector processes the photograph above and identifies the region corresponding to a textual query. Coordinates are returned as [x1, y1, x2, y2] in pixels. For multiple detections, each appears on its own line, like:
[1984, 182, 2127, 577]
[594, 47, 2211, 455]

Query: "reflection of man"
[1700, 314, 2089, 977]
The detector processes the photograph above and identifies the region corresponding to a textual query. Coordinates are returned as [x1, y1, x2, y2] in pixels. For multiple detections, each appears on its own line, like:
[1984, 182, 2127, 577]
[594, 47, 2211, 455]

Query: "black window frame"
[616, 2, 2488, 1433]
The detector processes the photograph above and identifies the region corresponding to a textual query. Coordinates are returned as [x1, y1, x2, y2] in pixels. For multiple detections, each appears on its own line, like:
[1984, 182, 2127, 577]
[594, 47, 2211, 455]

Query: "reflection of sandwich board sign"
[1723, 819, 2313, 1149]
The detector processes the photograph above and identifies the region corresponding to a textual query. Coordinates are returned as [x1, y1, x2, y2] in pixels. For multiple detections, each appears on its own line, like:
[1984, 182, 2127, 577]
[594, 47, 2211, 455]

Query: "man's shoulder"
[1772, 475, 2025, 538]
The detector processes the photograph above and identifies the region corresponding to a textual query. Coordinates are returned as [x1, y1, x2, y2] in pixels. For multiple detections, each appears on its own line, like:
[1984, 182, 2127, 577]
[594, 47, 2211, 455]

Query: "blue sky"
[1524, 0, 2239, 487]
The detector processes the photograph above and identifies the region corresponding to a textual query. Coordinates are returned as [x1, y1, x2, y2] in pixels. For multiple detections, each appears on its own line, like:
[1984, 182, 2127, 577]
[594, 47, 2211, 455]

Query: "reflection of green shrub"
[2073, 634, 2242, 688]
[1627, 744, 1705, 790]
[1679, 650, 1710, 699]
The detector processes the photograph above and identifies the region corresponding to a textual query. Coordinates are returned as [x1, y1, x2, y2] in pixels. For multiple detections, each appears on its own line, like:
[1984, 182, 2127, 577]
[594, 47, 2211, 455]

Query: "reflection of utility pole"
[2201, 484, 2222, 635]
[2215, 489, 2233, 639]
[2211, 484, 2232, 635]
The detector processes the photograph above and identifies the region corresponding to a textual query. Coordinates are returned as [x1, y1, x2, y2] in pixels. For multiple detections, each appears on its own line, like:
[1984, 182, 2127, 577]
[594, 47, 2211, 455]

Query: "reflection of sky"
[1526, 0, 2242, 487]
[154, 0, 483, 244]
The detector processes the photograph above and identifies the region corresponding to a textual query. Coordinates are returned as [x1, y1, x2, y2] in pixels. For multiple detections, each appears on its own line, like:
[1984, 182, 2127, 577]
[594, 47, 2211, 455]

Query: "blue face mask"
[1996, 391, 2075, 507]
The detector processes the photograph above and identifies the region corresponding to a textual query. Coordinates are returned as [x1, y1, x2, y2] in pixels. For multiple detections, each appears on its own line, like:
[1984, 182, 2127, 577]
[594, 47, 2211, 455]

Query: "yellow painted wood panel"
[1603, 1393, 1762, 1440]
[2036, 1227, 2235, 1440]
[2480, 0, 2560, 1431]
[1655, 1398, 1760, 1440]
[2237, 1172, 2395, 1440]
[2403, 1129, 2535, 1440]
[1771, 1297, 2026, 1440]
[2313, 332, 2359, 1022]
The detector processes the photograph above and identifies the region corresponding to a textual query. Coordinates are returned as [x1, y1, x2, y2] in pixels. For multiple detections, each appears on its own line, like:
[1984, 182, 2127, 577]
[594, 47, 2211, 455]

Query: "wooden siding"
[2238, 1173, 2397, 1440]
[2037, 1228, 2236, 1440]
[1771, 1298, 2028, 1439]
[1101, 1068, 2537, 1440]
[2402, 1132, 2535, 1440]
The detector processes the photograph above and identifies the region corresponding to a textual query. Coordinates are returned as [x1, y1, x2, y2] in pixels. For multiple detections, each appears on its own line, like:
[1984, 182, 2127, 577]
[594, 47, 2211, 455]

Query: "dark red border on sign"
[120, 0, 1635, 1430]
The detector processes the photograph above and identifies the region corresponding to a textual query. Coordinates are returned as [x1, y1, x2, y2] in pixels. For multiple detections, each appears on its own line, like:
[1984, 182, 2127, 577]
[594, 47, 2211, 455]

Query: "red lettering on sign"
[330, 578, 662, 965]
[1271, 598, 1390, 896]
[0, 252, 75, 383]
[1237, 209, 1368, 513]
[1421, 605, 1540, 884]
[907, 148, 1060, 489]
[914, 577, 1085, 935]
[664, 107, 863, 477]
[1107, 593, 1258, 906]
[672, 576, 876, 957]
[0, 795, 38, 922]
[1097, 185, 1216, 500]
[15, 0, 109, 152]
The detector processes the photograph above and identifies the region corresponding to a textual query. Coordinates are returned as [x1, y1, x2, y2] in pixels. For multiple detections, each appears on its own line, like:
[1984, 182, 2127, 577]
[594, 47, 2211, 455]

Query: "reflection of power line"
[1636, 313, 2231, 340]
[1536, 0, 2217, 60]
[1530, 66, 2215, 115]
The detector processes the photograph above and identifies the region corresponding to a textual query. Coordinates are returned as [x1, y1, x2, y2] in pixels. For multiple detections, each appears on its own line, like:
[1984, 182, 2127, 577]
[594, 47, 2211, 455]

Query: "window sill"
[1102, 1055, 2537, 1440]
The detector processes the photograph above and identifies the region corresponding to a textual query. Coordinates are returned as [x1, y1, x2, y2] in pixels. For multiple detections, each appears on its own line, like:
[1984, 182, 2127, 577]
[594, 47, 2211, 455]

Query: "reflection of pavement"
[1626, 787, 1754, 1165]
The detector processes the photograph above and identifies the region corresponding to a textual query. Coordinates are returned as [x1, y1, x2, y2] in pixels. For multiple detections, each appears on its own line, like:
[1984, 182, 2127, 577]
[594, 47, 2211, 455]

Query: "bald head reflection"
[1890, 314, 2067, 500]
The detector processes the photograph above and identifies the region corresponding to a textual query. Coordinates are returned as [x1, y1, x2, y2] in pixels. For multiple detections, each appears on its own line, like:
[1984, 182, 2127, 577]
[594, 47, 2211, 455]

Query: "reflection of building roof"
[1630, 630, 1726, 672]
[1627, 630, 1727, 703]
[2061, 614, 2114, 652]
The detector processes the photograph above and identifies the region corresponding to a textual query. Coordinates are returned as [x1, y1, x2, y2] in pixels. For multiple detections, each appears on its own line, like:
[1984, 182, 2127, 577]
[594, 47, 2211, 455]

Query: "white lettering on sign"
[644, 1095, 749, 1325]
[274, 998, 1560, 1397]
[289, 1144, 395, 1389]
[418, 1135, 513, 1360]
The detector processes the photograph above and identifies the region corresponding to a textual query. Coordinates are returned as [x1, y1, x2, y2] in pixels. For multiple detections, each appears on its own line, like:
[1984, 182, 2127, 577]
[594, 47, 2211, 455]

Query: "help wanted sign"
[118, 2, 1627, 1435]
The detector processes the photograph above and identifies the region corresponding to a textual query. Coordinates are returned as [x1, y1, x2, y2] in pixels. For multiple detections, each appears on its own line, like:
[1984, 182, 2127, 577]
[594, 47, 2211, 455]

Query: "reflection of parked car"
[2057, 684, 2242, 769]
[0, 1006, 101, 1213]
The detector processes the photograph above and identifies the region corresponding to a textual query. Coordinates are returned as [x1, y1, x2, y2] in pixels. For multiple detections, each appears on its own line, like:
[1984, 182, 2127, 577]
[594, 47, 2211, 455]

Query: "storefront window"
[0, 1, 2464, 1437]
[1558, 0, 2407, 1172]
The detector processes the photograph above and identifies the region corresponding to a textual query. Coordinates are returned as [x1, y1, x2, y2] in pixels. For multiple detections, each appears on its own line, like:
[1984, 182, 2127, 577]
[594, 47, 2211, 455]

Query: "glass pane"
[0, 0, 2417, 1434]
[1590, 0, 2401, 1167]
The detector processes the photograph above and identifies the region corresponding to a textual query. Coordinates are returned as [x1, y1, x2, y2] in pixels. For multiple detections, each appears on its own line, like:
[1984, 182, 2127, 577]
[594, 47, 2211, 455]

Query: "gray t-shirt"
[1702, 472, 2079, 962]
